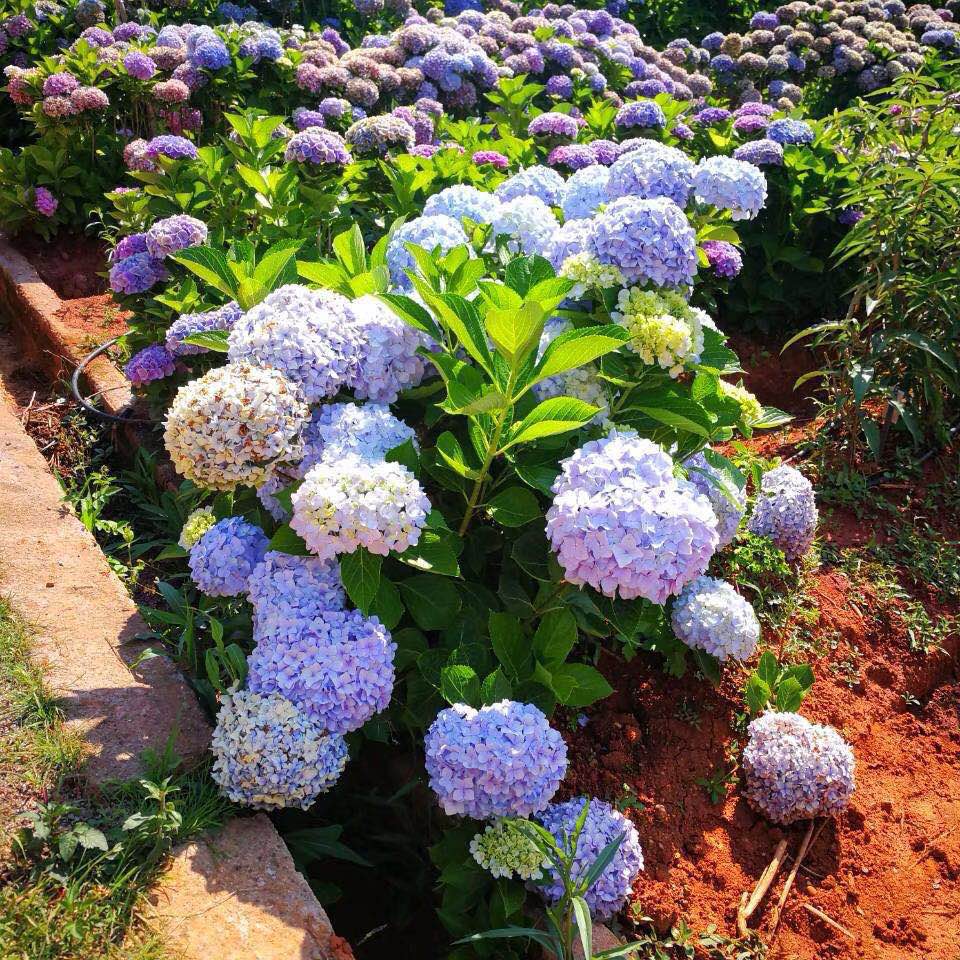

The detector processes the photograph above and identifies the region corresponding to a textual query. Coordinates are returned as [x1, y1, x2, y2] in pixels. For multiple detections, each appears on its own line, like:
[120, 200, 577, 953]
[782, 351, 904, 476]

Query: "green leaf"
[533, 608, 577, 668]
[780, 663, 815, 692]
[171, 247, 239, 300]
[441, 664, 481, 707]
[400, 576, 461, 629]
[572, 897, 592, 960]
[745, 675, 771, 715]
[454, 928, 558, 952]
[377, 293, 443, 342]
[507, 397, 599, 447]
[489, 612, 532, 678]
[436, 432, 480, 479]
[252, 240, 302, 295]
[484, 300, 544, 362]
[504, 255, 555, 296]
[297, 260, 350, 290]
[630, 392, 712, 438]
[775, 676, 805, 712]
[181, 329, 230, 352]
[480, 668, 513, 703]
[267, 525, 310, 556]
[332, 224, 367, 275]
[339, 549, 382, 615]
[532, 325, 629, 383]
[757, 650, 779, 687]
[394, 529, 460, 576]
[549, 663, 613, 707]
[385, 438, 419, 475]
[486, 486, 540, 527]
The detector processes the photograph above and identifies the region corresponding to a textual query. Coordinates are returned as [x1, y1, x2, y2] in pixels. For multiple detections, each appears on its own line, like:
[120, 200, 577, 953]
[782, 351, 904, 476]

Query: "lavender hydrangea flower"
[543, 218, 594, 272]
[425, 700, 568, 818]
[285, 128, 350, 166]
[166, 302, 242, 356]
[345, 115, 416, 156]
[701, 240, 743, 279]
[248, 552, 345, 637]
[472, 149, 509, 169]
[42, 71, 78, 96]
[491, 194, 560, 256]
[767, 117, 815, 144]
[748, 464, 818, 560]
[545, 75, 573, 98]
[34, 186, 57, 217]
[189, 517, 268, 597]
[123, 51, 156, 79]
[528, 111, 581, 138]
[547, 432, 718, 603]
[423, 184, 501, 224]
[145, 214, 208, 258]
[248, 609, 396, 734]
[386, 215, 468, 291]
[538, 798, 644, 917]
[742, 712, 855, 825]
[228, 285, 361, 403]
[125, 344, 175, 385]
[211, 687, 348, 810]
[605, 142, 696, 207]
[615, 98, 666, 130]
[145, 134, 198, 162]
[671, 575, 759, 661]
[350, 294, 428, 402]
[291, 455, 429, 560]
[733, 138, 784, 166]
[692, 156, 767, 220]
[495, 165, 565, 206]
[109, 252, 169, 295]
[683, 451, 746, 548]
[560, 164, 610, 221]
[693, 106, 732, 125]
[591, 196, 698, 288]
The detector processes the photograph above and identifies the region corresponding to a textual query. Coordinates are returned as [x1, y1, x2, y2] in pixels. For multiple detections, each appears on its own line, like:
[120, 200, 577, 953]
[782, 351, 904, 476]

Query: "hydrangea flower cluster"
[683, 451, 746, 548]
[248, 609, 396, 734]
[423, 183, 501, 223]
[748, 464, 818, 560]
[537, 798, 644, 917]
[495, 165, 565, 206]
[701, 240, 743, 278]
[425, 700, 568, 819]
[733, 138, 784, 167]
[491, 194, 559, 256]
[605, 143, 695, 207]
[211, 687, 349, 810]
[166, 302, 242, 356]
[228, 285, 361, 403]
[164, 362, 307, 491]
[671, 576, 760, 661]
[248, 552, 345, 637]
[614, 98, 666, 130]
[528, 111, 581, 138]
[720, 380, 763, 425]
[742, 711, 855, 824]
[124, 344, 176, 385]
[612, 288, 706, 377]
[290, 455, 429, 560]
[109, 252, 169, 295]
[692, 156, 767, 220]
[546, 432, 719, 604]
[386, 214, 468, 291]
[285, 128, 351, 166]
[188, 516, 269, 597]
[306, 401, 417, 464]
[560, 165, 609, 221]
[470, 820, 548, 881]
[350, 294, 429, 401]
[144, 214, 208, 259]
[178, 505, 216, 549]
[34, 186, 57, 217]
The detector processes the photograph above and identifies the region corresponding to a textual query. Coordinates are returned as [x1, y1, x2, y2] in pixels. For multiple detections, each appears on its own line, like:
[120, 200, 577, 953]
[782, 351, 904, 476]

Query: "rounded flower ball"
[211, 687, 349, 810]
[495, 165, 565, 206]
[164, 362, 307, 491]
[178, 506, 216, 550]
[683, 451, 746, 548]
[350, 294, 428, 402]
[248, 609, 396, 734]
[228, 285, 361, 403]
[145, 214, 208, 259]
[538, 798, 644, 917]
[188, 516, 268, 597]
[606, 143, 695, 207]
[423, 183, 501, 224]
[491, 194, 560, 256]
[701, 240, 743, 279]
[748, 464, 818, 560]
[614, 98, 666, 130]
[109, 252, 169, 295]
[671, 576, 759, 661]
[124, 344, 175, 385]
[591, 196, 698, 289]
[560, 164, 610, 221]
[767, 117, 815, 145]
[470, 820, 547, 881]
[284, 128, 350, 166]
[248, 551, 346, 637]
[546, 432, 719, 604]
[424, 700, 568, 819]
[386, 215, 468, 292]
[692, 156, 767, 221]
[290, 455, 429, 561]
[742, 711, 855, 825]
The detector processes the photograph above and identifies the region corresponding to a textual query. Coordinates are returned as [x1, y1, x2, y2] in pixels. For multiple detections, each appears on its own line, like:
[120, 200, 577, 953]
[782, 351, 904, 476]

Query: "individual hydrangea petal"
[537, 797, 644, 917]
[188, 516, 268, 597]
[742, 712, 855, 825]
[683, 451, 746, 548]
[164, 362, 308, 491]
[671, 575, 759, 661]
[747, 464, 817, 560]
[248, 609, 396, 734]
[425, 700, 568, 818]
[211, 687, 349, 810]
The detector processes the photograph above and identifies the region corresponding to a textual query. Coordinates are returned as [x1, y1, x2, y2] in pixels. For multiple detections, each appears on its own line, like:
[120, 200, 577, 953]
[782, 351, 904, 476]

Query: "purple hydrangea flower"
[145, 134, 198, 162]
[767, 117, 815, 145]
[109, 252, 169, 295]
[188, 516, 269, 597]
[750, 11, 780, 29]
[285, 128, 351, 166]
[615, 99, 666, 130]
[123, 51, 157, 80]
[748, 464, 818, 560]
[838, 206, 864, 226]
[701, 240, 743, 279]
[743, 712, 855, 825]
[166, 302, 242, 356]
[125, 344, 175, 385]
[529, 111, 581, 139]
[546, 75, 573, 97]
[472, 149, 509, 168]
[248, 552, 345, 637]
[42, 71, 78, 96]
[543, 218, 594, 272]
[292, 108, 326, 131]
[345, 115, 416, 156]
[606, 142, 695, 207]
[692, 106, 732, 126]
[733, 138, 784, 167]
[34, 186, 57, 217]
[671, 575, 759, 661]
[425, 700, 568, 818]
[548, 144, 599, 171]
[590, 139, 621, 165]
[538, 798, 644, 917]
[70, 86, 109, 111]
[145, 214, 208, 259]
[733, 113, 769, 134]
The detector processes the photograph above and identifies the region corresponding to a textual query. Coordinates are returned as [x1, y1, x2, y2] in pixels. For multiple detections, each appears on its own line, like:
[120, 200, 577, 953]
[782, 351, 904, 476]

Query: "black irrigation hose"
[70, 336, 159, 425]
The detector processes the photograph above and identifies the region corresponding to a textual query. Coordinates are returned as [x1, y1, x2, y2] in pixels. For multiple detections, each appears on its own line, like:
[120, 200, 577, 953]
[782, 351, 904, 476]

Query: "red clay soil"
[56, 294, 128, 346]
[14, 231, 108, 299]
[561, 546, 960, 960]
[728, 332, 822, 418]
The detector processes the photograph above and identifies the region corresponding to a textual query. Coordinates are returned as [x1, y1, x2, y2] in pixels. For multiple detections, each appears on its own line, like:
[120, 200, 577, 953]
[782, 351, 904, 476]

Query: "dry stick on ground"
[736, 838, 789, 937]
[768, 819, 819, 940]
[802, 903, 856, 940]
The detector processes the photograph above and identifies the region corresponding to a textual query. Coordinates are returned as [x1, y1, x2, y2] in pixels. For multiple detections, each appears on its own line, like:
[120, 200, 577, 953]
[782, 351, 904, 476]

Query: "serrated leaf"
[532, 325, 629, 383]
[267, 524, 310, 556]
[489, 612, 531, 678]
[776, 676, 805, 712]
[480, 668, 513, 703]
[507, 397, 599, 447]
[339, 549, 382, 614]
[486, 486, 540, 527]
[441, 664, 481, 707]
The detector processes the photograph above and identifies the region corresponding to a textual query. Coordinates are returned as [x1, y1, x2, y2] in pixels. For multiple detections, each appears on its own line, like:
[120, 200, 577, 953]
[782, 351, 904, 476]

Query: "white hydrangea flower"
[469, 820, 548, 881]
[559, 252, 625, 298]
[178, 506, 216, 549]
[612, 288, 706, 377]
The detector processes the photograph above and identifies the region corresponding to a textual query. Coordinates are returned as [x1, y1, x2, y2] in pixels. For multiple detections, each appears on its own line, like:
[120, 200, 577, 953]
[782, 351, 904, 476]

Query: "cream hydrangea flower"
[612, 288, 707, 377]
[470, 819, 548, 881]
[178, 506, 216, 549]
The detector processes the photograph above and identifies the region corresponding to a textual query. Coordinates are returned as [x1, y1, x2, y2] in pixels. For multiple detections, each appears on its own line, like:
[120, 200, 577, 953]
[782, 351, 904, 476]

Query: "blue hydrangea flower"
[683, 452, 746, 548]
[692, 156, 767, 220]
[228, 285, 361, 403]
[692, 106, 732, 125]
[386, 215, 469, 292]
[166, 302, 242, 356]
[561, 164, 610, 221]
[605, 142, 696, 207]
[742, 711, 855, 825]
[211, 687, 348, 810]
[125, 344, 175, 385]
[615, 99, 666, 130]
[537, 798, 644, 917]
[543, 218, 594, 272]
[109, 253, 169, 295]
[248, 551, 345, 637]
[671, 575, 760, 661]
[733, 138, 784, 167]
[590, 196, 698, 288]
[145, 214, 208, 259]
[423, 184, 501, 224]
[248, 609, 396, 734]
[424, 700, 568, 818]
[766, 118, 815, 145]
[491, 195, 560, 256]
[495, 165, 565, 206]
[748, 464, 818, 560]
[546, 432, 718, 603]
[188, 516, 268, 597]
